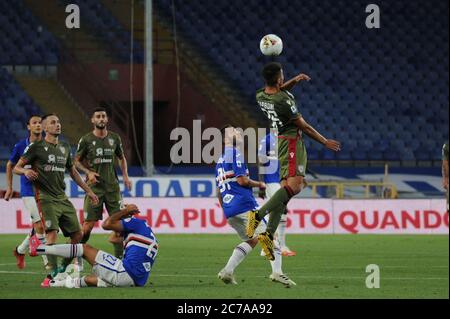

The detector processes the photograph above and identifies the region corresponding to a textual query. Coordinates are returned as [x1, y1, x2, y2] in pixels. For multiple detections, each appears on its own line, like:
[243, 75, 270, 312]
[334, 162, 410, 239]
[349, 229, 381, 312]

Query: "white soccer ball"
[260, 34, 283, 56]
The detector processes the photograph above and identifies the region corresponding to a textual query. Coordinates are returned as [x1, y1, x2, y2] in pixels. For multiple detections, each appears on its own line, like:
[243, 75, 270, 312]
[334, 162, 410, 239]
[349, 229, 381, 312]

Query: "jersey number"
[216, 167, 231, 193]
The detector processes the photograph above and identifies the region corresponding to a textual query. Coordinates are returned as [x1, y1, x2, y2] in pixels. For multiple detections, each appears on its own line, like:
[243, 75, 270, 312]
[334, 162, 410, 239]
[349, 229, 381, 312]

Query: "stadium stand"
[154, 0, 449, 162]
[0, 67, 43, 160]
[58, 0, 144, 63]
[0, 0, 59, 65]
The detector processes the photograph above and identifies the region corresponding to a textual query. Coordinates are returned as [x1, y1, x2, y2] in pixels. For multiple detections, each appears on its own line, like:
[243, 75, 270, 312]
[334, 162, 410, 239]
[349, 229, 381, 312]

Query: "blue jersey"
[121, 217, 158, 287]
[9, 138, 34, 197]
[215, 147, 258, 218]
[258, 133, 280, 184]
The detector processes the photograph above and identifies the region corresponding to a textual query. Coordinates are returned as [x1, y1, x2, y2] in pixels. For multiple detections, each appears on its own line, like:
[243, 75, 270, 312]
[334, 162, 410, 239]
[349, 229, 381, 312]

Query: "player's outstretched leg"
[218, 239, 256, 285]
[258, 231, 275, 261]
[246, 210, 262, 238]
[268, 240, 296, 287]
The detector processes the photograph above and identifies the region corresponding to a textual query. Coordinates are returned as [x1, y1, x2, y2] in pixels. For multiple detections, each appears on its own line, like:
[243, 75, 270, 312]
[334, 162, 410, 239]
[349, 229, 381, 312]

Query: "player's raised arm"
[280, 73, 311, 91]
[69, 166, 99, 205]
[293, 116, 341, 152]
[102, 204, 140, 231]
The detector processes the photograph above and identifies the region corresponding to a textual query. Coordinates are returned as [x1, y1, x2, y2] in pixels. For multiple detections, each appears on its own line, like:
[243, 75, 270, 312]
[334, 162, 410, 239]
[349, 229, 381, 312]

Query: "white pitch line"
[0, 270, 447, 281]
[155, 274, 448, 280]
[0, 270, 43, 275]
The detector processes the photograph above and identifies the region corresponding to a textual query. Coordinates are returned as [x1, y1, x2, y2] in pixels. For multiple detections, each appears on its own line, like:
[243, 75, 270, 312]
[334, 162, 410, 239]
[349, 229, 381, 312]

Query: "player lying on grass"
[215, 125, 296, 287]
[29, 204, 158, 288]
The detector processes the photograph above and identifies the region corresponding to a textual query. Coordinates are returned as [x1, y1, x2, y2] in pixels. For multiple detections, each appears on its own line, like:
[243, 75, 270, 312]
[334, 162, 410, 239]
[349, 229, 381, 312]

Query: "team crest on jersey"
[45, 220, 52, 228]
[92, 141, 96, 146]
[143, 262, 152, 272]
[96, 148, 103, 156]
[60, 146, 66, 154]
[298, 165, 304, 173]
[223, 194, 234, 204]
[48, 154, 56, 164]
[108, 138, 114, 146]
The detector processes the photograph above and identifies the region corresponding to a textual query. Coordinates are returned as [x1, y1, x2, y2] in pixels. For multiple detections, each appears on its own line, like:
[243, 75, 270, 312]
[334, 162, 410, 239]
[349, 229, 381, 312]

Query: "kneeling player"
[215, 126, 296, 287]
[29, 204, 158, 288]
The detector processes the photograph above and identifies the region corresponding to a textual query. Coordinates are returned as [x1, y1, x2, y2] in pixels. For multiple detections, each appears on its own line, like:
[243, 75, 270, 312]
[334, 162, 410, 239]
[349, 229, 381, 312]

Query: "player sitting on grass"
[215, 125, 296, 287]
[29, 204, 158, 288]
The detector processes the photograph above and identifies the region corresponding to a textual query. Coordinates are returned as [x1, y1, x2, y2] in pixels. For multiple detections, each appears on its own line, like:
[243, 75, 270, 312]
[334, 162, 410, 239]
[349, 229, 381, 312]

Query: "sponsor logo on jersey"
[223, 194, 234, 204]
[96, 148, 103, 156]
[48, 155, 56, 163]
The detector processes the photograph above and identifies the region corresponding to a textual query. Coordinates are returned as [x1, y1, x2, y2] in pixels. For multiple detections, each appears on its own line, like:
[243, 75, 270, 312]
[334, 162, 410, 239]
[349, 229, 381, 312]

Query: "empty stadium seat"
[154, 0, 448, 161]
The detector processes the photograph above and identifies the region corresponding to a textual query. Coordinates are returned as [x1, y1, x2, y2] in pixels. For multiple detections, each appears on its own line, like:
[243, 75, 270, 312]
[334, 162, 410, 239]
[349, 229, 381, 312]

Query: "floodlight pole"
[145, 0, 155, 176]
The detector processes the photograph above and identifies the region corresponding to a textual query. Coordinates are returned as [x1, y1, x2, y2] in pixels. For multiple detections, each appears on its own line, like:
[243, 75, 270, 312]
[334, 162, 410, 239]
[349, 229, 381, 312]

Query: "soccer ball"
[260, 34, 283, 56]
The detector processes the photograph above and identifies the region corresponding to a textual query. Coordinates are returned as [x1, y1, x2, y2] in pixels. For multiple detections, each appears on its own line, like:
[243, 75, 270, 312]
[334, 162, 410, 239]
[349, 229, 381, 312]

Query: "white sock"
[36, 233, 48, 265]
[74, 276, 88, 288]
[37, 244, 84, 258]
[97, 277, 109, 287]
[17, 234, 30, 254]
[224, 242, 253, 273]
[270, 240, 283, 274]
[276, 214, 288, 249]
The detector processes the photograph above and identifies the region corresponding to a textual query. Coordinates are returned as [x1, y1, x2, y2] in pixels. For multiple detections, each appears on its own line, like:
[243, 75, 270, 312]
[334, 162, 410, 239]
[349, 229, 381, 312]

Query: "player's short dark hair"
[27, 115, 42, 125]
[92, 106, 108, 117]
[41, 113, 57, 122]
[262, 62, 282, 86]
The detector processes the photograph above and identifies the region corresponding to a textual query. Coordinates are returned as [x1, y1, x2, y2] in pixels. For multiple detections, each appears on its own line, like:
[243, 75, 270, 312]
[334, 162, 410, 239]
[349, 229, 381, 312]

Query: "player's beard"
[95, 123, 106, 130]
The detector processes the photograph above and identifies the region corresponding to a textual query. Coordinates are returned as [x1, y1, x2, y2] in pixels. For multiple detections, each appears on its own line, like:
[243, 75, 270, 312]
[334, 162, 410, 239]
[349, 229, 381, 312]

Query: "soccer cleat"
[258, 231, 275, 261]
[40, 276, 52, 288]
[246, 210, 261, 238]
[28, 234, 42, 257]
[13, 247, 26, 269]
[270, 273, 297, 287]
[64, 276, 80, 289]
[281, 247, 297, 257]
[217, 269, 237, 285]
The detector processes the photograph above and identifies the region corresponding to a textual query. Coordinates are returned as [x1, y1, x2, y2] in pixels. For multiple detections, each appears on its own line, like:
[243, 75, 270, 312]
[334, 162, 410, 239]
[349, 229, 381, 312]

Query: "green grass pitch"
[0, 234, 448, 299]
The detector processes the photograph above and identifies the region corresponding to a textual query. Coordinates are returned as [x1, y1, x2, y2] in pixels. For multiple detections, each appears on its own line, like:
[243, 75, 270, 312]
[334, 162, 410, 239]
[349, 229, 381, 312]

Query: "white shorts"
[265, 183, 281, 198]
[22, 197, 41, 224]
[92, 250, 135, 287]
[228, 212, 267, 241]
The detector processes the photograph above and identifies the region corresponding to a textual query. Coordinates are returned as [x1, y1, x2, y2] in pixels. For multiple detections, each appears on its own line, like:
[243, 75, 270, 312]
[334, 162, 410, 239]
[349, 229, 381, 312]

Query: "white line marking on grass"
[0, 262, 42, 267]
[0, 270, 42, 275]
[154, 273, 448, 281]
[0, 271, 446, 282]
